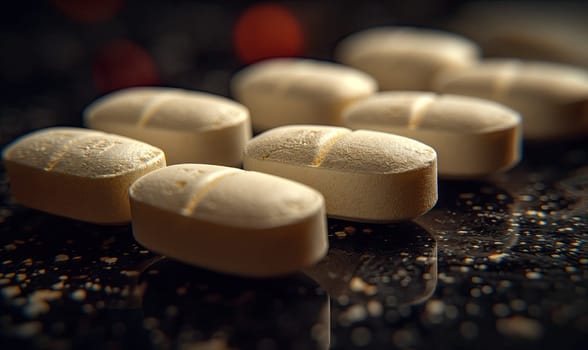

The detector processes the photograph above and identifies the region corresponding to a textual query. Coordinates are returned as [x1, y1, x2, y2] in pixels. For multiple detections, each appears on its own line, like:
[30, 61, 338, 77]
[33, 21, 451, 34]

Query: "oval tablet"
[343, 92, 522, 177]
[335, 27, 479, 91]
[129, 164, 328, 277]
[434, 59, 588, 139]
[231, 58, 377, 131]
[84, 87, 251, 166]
[243, 125, 438, 222]
[2, 127, 166, 224]
[451, 2, 588, 68]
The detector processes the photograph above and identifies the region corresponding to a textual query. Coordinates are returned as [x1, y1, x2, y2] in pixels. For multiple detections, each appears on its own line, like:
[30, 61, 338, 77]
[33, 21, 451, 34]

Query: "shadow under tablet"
[305, 220, 438, 307]
[137, 259, 330, 350]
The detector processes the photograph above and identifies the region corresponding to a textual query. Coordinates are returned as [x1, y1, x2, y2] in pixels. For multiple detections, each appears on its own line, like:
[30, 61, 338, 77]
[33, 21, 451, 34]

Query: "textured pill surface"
[335, 27, 479, 91]
[231, 58, 377, 131]
[343, 92, 522, 177]
[129, 164, 328, 277]
[434, 59, 588, 140]
[84, 87, 251, 166]
[243, 125, 437, 222]
[2, 127, 166, 224]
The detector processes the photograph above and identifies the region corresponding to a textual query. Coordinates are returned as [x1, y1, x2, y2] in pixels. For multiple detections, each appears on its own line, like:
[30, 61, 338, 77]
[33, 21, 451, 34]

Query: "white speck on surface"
[367, 300, 383, 317]
[471, 276, 483, 284]
[350, 277, 367, 292]
[339, 304, 367, 325]
[71, 289, 87, 301]
[24, 300, 50, 318]
[52, 281, 65, 290]
[525, 271, 543, 280]
[30, 289, 62, 301]
[438, 273, 455, 284]
[416, 256, 428, 264]
[496, 316, 543, 340]
[349, 276, 377, 295]
[23, 289, 63, 318]
[121, 270, 140, 277]
[344, 226, 356, 234]
[426, 300, 445, 315]
[4, 243, 17, 251]
[481, 285, 493, 294]
[55, 254, 69, 262]
[488, 253, 508, 263]
[2, 285, 21, 298]
[518, 194, 534, 201]
[99, 256, 118, 265]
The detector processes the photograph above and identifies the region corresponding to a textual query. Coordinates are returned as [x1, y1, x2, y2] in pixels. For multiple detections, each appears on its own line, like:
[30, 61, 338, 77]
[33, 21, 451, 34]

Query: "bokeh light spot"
[93, 39, 159, 93]
[234, 3, 305, 64]
[51, 0, 125, 23]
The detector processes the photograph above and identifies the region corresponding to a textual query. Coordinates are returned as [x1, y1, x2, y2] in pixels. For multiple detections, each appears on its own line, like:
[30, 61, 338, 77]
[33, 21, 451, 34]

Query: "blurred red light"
[234, 3, 305, 64]
[93, 39, 159, 93]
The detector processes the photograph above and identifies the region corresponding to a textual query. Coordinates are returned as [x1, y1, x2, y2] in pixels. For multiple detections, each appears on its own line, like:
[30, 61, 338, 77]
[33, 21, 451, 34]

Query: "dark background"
[6, 0, 583, 146]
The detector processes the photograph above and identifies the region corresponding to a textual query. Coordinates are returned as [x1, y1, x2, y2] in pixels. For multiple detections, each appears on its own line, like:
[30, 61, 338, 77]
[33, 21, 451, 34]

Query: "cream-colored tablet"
[2, 127, 166, 224]
[231, 58, 377, 131]
[335, 27, 479, 91]
[129, 164, 328, 277]
[243, 125, 437, 222]
[343, 92, 522, 177]
[451, 2, 588, 68]
[84, 87, 251, 166]
[434, 59, 588, 140]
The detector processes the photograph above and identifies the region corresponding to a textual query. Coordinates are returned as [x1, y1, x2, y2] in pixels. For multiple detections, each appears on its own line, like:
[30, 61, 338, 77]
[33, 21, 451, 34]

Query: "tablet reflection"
[415, 180, 518, 258]
[139, 259, 329, 350]
[305, 220, 437, 308]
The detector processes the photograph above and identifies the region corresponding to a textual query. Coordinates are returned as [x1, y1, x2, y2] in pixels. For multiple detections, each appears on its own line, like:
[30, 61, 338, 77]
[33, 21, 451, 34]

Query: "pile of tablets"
[3, 26, 588, 277]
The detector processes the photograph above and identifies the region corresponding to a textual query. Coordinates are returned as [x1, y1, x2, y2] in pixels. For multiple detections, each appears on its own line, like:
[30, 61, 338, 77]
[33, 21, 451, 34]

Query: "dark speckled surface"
[1, 140, 586, 349]
[1, 1, 588, 349]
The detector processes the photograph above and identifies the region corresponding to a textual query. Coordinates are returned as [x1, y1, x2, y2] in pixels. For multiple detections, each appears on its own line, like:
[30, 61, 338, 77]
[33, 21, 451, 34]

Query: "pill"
[434, 59, 588, 140]
[129, 164, 328, 277]
[231, 58, 377, 131]
[451, 2, 588, 68]
[84, 87, 251, 166]
[343, 92, 522, 177]
[2, 127, 166, 224]
[334, 27, 479, 91]
[243, 125, 437, 222]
